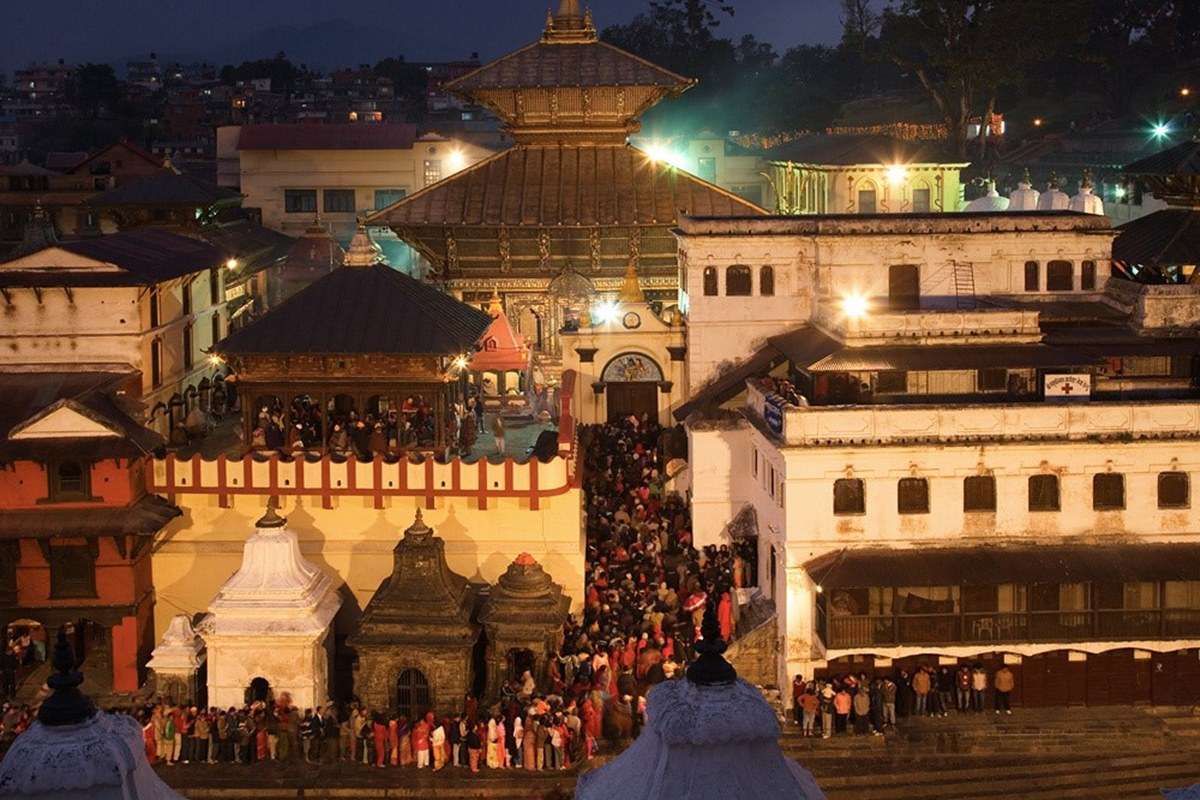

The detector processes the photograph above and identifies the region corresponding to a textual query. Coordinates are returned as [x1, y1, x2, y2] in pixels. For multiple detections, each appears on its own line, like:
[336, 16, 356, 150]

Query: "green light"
[1152, 122, 1171, 139]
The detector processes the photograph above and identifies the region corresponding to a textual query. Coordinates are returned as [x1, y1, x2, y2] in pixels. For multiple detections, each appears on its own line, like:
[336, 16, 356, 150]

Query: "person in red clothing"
[791, 674, 807, 725]
[718, 591, 733, 642]
[372, 713, 388, 767]
[412, 713, 432, 769]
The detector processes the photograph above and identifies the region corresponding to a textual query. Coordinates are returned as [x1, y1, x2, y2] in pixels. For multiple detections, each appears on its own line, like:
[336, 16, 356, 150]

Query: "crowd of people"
[249, 395, 444, 455]
[791, 662, 1018, 738]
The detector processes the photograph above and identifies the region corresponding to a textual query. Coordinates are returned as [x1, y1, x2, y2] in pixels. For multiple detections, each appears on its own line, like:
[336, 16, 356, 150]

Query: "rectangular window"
[209, 267, 220, 305]
[1029, 474, 1060, 511]
[1046, 260, 1073, 291]
[977, 368, 1007, 392]
[1024, 261, 1040, 291]
[857, 189, 876, 214]
[768, 465, 776, 498]
[1081, 260, 1096, 290]
[424, 160, 442, 186]
[211, 314, 221, 347]
[284, 189, 318, 213]
[1092, 473, 1125, 510]
[963, 475, 997, 512]
[149, 288, 159, 328]
[912, 187, 931, 213]
[752, 448, 758, 477]
[374, 188, 407, 210]
[182, 279, 192, 316]
[49, 545, 97, 599]
[1165, 581, 1200, 608]
[834, 478, 865, 515]
[49, 461, 91, 502]
[697, 157, 717, 183]
[151, 339, 162, 388]
[897, 477, 930, 514]
[1158, 471, 1190, 509]
[323, 189, 356, 213]
[875, 370, 907, 394]
[182, 325, 193, 370]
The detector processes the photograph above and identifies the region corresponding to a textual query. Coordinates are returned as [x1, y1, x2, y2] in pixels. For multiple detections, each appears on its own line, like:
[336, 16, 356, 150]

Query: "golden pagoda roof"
[368, 143, 764, 228]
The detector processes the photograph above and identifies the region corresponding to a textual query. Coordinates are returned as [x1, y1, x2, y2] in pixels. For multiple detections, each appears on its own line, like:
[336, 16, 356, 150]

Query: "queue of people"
[790, 662, 1018, 738]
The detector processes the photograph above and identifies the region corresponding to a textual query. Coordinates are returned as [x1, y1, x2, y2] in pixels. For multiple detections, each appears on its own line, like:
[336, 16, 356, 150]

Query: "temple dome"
[1037, 174, 1071, 210]
[146, 613, 204, 673]
[1070, 176, 1105, 215]
[344, 223, 384, 267]
[1008, 170, 1040, 211]
[964, 181, 1010, 212]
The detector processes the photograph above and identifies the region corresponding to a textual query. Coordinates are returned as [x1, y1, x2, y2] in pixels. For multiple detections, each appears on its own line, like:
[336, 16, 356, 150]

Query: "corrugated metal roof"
[806, 543, 1200, 588]
[216, 264, 492, 356]
[237, 123, 419, 151]
[370, 144, 764, 227]
[1113, 208, 1200, 267]
[448, 39, 691, 92]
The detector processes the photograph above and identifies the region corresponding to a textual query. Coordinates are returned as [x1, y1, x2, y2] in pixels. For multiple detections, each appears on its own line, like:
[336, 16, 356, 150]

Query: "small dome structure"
[146, 614, 205, 704]
[1069, 172, 1105, 215]
[964, 180, 1010, 212]
[0, 630, 185, 800]
[344, 223, 384, 267]
[576, 605, 825, 800]
[1008, 169, 1040, 210]
[198, 503, 342, 709]
[1037, 172, 1071, 210]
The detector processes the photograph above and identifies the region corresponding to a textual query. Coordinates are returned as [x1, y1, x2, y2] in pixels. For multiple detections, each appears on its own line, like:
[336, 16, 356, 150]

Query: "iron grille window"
[963, 475, 996, 512]
[897, 477, 930, 514]
[1092, 473, 1125, 510]
[284, 189, 317, 213]
[1029, 474, 1060, 511]
[423, 160, 442, 185]
[703, 267, 718, 296]
[1046, 260, 1073, 291]
[1158, 471, 1190, 509]
[833, 478, 865, 515]
[1024, 261, 1040, 291]
[396, 668, 430, 719]
[323, 189, 356, 213]
[726, 265, 752, 296]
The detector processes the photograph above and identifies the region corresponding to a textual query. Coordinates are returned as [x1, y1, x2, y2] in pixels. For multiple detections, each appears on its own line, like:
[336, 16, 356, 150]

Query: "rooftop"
[764, 133, 964, 166]
[88, 171, 241, 207]
[0, 228, 225, 286]
[237, 123, 419, 151]
[677, 210, 1115, 237]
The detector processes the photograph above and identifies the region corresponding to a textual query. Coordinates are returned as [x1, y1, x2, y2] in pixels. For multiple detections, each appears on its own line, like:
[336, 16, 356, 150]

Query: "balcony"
[826, 608, 1200, 650]
[813, 300, 1042, 347]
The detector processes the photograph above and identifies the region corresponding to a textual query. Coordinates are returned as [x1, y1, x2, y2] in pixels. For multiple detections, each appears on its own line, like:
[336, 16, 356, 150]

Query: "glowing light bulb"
[1152, 122, 1171, 140]
[594, 300, 621, 324]
[840, 291, 869, 320]
[447, 149, 466, 172]
[886, 164, 907, 185]
[225, 258, 238, 270]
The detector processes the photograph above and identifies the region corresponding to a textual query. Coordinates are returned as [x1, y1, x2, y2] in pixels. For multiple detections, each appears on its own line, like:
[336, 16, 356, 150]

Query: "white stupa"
[1008, 169, 1040, 210]
[1069, 172, 1105, 215]
[1037, 173, 1071, 210]
[576, 607, 825, 800]
[0, 630, 184, 800]
[146, 614, 205, 703]
[197, 503, 341, 709]
[963, 180, 1010, 212]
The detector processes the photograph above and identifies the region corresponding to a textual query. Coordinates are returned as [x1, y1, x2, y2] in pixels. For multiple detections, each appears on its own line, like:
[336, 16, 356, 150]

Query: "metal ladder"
[953, 261, 976, 308]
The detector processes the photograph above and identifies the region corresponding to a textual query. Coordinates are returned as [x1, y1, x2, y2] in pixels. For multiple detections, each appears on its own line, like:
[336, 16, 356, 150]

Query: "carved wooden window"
[1028, 474, 1060, 511]
[977, 368, 1008, 392]
[50, 461, 90, 502]
[1158, 471, 1190, 509]
[897, 477, 929, 514]
[1046, 260, 1073, 291]
[726, 265, 752, 296]
[1092, 473, 1125, 510]
[702, 267, 718, 296]
[1024, 261, 1040, 291]
[963, 475, 996, 512]
[833, 478, 865, 515]
[49, 544, 97, 599]
[760, 265, 775, 296]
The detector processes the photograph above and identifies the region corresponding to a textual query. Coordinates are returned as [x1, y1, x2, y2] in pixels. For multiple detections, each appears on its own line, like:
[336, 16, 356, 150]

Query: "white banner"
[1044, 373, 1091, 398]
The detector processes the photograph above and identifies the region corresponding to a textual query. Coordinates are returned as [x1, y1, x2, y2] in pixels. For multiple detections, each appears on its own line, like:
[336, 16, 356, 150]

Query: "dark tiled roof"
[88, 172, 241, 206]
[1113, 208, 1200, 266]
[0, 370, 163, 460]
[216, 264, 492, 356]
[0, 494, 180, 539]
[237, 123, 418, 151]
[370, 144, 764, 227]
[0, 160, 58, 177]
[44, 151, 88, 171]
[764, 134, 963, 166]
[1122, 139, 1200, 175]
[200, 220, 295, 273]
[448, 39, 691, 92]
[5, 229, 225, 284]
[805, 543, 1200, 588]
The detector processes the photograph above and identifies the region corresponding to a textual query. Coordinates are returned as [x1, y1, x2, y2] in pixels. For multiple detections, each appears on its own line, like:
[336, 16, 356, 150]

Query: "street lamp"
[840, 291, 869, 320]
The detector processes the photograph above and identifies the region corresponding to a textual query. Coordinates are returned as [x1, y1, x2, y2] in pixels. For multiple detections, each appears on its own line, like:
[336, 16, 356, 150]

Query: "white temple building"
[197, 504, 341, 709]
[146, 613, 206, 704]
[963, 180, 1010, 212]
[1007, 171, 1041, 210]
[1069, 174, 1105, 215]
[1037, 174, 1071, 209]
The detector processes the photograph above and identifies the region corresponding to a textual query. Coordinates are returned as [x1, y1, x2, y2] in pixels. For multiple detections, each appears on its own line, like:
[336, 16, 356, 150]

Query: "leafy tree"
[219, 53, 302, 92]
[70, 64, 120, 119]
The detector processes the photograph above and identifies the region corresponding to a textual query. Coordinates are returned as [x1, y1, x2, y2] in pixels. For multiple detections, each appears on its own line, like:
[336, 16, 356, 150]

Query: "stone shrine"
[479, 552, 571, 695]
[146, 613, 206, 705]
[350, 509, 479, 718]
[197, 504, 341, 709]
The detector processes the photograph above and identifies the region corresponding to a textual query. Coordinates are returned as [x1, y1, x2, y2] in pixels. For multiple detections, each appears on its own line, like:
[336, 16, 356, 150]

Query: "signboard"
[763, 393, 785, 435]
[1044, 373, 1091, 399]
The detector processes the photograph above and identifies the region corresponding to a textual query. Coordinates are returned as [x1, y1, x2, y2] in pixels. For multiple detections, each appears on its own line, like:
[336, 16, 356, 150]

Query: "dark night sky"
[1, 0, 846, 75]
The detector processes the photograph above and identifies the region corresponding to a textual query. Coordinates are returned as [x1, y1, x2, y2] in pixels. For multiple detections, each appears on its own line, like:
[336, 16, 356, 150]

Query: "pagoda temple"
[366, 0, 764, 364]
[478, 552, 570, 695]
[214, 226, 492, 454]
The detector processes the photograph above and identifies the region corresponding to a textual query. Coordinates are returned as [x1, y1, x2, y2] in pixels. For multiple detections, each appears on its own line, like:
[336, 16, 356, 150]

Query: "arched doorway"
[602, 353, 663, 423]
[396, 668, 430, 720]
[246, 676, 272, 704]
[507, 648, 536, 683]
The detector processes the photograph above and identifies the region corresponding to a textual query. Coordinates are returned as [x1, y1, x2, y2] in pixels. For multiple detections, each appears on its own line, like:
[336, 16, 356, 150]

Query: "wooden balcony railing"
[827, 608, 1200, 649]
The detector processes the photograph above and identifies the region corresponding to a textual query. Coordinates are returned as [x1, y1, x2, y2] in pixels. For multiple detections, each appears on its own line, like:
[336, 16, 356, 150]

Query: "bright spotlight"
[207, 354, 224, 366]
[225, 258, 238, 270]
[1152, 122, 1171, 140]
[885, 165, 907, 185]
[840, 291, 870, 320]
[1114, 185, 1127, 199]
[452, 355, 470, 370]
[447, 149, 466, 172]
[594, 300, 621, 324]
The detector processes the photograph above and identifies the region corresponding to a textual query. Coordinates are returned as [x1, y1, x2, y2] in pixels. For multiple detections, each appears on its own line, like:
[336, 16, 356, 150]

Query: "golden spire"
[618, 260, 645, 304]
[487, 286, 503, 317]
